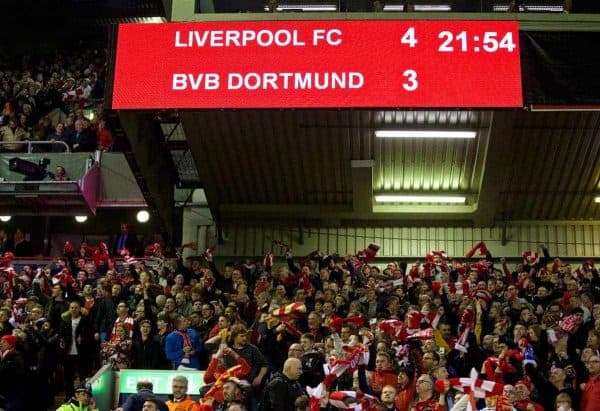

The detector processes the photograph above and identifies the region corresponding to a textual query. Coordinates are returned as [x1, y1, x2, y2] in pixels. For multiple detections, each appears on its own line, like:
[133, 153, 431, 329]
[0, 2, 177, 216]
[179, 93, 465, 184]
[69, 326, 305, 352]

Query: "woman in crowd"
[100, 322, 133, 369]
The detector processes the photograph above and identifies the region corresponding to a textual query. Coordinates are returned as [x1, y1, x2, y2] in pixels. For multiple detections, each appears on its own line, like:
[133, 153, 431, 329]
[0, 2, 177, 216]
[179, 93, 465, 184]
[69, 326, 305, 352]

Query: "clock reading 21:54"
[399, 27, 517, 53]
[398, 27, 517, 92]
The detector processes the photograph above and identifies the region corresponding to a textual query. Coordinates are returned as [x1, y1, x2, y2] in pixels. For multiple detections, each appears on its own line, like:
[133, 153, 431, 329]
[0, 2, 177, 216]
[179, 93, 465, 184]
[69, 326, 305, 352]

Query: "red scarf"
[175, 330, 192, 347]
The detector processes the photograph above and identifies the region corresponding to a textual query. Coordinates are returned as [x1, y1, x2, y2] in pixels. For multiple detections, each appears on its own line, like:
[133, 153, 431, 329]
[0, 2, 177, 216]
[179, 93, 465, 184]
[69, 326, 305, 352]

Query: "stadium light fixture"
[375, 195, 466, 203]
[137, 210, 150, 223]
[374, 130, 476, 139]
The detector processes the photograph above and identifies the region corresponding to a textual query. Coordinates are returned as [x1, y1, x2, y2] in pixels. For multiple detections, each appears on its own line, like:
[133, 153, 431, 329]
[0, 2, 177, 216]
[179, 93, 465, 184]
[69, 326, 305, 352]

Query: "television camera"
[9, 157, 55, 181]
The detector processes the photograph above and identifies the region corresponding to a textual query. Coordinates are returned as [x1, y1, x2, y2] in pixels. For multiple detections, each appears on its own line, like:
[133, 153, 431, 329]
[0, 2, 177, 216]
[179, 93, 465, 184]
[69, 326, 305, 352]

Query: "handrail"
[0, 141, 71, 153]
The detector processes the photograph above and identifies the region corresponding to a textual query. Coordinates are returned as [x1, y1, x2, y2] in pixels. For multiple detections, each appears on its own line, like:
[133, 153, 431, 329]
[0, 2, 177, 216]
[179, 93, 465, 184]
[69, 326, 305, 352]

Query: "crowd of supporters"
[0, 237, 597, 411]
[0, 48, 113, 153]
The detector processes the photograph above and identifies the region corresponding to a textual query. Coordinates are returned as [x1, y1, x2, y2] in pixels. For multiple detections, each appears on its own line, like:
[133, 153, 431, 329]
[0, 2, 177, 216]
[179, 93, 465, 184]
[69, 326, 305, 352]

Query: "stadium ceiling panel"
[177, 109, 600, 226]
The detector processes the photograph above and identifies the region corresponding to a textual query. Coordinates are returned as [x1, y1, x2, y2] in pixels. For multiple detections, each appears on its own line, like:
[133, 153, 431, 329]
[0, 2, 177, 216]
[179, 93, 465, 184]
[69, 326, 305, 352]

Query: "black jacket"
[300, 350, 325, 387]
[59, 314, 95, 360]
[0, 350, 25, 400]
[261, 372, 304, 411]
[131, 335, 165, 369]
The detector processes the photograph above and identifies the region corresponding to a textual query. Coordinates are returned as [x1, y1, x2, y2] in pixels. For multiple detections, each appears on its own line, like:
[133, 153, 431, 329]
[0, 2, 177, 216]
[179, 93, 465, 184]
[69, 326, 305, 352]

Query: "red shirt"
[582, 374, 600, 411]
[515, 399, 543, 411]
[369, 368, 398, 394]
[411, 398, 444, 411]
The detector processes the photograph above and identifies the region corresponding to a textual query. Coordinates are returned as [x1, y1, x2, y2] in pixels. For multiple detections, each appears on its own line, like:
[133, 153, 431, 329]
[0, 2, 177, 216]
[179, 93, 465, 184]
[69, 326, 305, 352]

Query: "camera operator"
[54, 165, 68, 181]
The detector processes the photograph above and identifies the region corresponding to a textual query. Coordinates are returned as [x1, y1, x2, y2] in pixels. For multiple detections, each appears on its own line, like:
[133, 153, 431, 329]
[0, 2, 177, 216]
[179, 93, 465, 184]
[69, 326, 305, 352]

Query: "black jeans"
[63, 354, 91, 399]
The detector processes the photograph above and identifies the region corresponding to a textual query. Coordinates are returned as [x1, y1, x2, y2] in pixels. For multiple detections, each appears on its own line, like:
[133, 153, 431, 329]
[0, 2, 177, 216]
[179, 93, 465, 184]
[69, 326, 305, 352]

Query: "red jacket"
[395, 381, 416, 411]
[515, 399, 543, 411]
[582, 374, 600, 411]
[411, 398, 444, 411]
[368, 368, 398, 394]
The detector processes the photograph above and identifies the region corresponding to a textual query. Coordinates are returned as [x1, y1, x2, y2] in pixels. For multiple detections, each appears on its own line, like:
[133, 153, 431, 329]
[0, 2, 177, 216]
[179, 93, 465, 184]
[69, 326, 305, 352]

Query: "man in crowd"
[121, 381, 168, 411]
[262, 358, 304, 411]
[59, 300, 94, 401]
[166, 375, 196, 411]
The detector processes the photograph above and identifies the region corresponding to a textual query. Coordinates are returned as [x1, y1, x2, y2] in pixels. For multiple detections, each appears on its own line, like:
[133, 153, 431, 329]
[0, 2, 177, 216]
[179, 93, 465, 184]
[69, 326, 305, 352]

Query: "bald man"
[261, 358, 305, 411]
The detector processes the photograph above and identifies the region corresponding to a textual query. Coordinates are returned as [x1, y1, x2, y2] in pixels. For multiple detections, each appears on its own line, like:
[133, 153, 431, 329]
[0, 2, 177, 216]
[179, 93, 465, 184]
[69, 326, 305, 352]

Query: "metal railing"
[0, 141, 70, 153]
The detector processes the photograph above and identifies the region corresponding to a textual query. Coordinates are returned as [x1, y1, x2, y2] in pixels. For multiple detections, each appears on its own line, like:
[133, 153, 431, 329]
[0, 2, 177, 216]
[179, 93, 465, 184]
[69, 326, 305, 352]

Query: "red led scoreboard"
[112, 20, 522, 109]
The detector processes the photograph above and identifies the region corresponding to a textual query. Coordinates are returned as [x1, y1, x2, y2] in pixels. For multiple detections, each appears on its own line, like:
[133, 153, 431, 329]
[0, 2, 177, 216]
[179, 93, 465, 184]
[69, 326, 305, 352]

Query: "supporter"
[154, 310, 171, 341]
[162, 297, 179, 320]
[176, 291, 193, 316]
[63, 115, 77, 145]
[59, 300, 95, 401]
[122, 381, 168, 411]
[582, 354, 600, 411]
[94, 281, 124, 342]
[0, 228, 14, 255]
[144, 398, 170, 411]
[219, 378, 252, 411]
[380, 385, 398, 411]
[0, 116, 27, 152]
[48, 122, 69, 151]
[514, 379, 543, 411]
[101, 321, 133, 369]
[72, 118, 96, 151]
[113, 223, 139, 257]
[1, 236, 600, 410]
[294, 395, 308, 411]
[204, 345, 251, 390]
[96, 118, 113, 151]
[205, 252, 234, 294]
[0, 334, 25, 410]
[422, 351, 440, 373]
[411, 373, 446, 411]
[17, 113, 32, 141]
[261, 357, 304, 411]
[111, 301, 135, 340]
[223, 323, 268, 389]
[166, 314, 202, 369]
[555, 392, 575, 410]
[306, 310, 330, 342]
[27, 303, 45, 329]
[1, 102, 15, 122]
[38, 319, 62, 408]
[267, 0, 278, 12]
[366, 351, 398, 395]
[198, 303, 218, 341]
[13, 228, 33, 256]
[32, 114, 53, 145]
[37, 283, 69, 330]
[373, 0, 384, 12]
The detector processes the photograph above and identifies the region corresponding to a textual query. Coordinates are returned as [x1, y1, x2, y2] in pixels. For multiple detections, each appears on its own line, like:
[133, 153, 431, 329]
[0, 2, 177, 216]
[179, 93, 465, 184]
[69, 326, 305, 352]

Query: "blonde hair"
[555, 393, 572, 407]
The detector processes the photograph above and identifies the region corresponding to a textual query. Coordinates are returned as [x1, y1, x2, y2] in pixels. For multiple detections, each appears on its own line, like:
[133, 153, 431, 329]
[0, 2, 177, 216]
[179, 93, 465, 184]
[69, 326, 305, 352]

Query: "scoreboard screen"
[112, 20, 522, 109]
